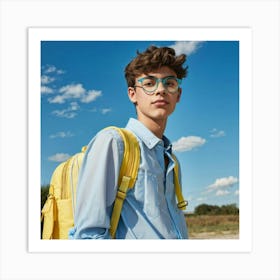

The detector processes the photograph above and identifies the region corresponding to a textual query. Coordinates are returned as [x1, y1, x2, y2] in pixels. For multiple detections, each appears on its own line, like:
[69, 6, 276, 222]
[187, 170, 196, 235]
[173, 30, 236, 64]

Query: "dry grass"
[185, 214, 239, 239]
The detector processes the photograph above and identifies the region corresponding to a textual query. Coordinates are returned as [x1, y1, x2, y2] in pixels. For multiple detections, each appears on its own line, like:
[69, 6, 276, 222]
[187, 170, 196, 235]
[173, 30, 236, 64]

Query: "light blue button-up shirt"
[69, 118, 188, 239]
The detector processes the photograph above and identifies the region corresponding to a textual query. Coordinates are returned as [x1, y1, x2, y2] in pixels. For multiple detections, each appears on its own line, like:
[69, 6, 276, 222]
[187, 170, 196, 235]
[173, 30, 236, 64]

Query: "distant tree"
[221, 203, 239, 215]
[41, 185, 50, 209]
[195, 204, 213, 215]
[194, 203, 239, 215]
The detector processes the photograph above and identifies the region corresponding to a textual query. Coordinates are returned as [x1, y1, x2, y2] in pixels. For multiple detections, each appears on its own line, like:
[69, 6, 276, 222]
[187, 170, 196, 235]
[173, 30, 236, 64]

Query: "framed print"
[28, 27, 252, 253]
[1, 1, 279, 279]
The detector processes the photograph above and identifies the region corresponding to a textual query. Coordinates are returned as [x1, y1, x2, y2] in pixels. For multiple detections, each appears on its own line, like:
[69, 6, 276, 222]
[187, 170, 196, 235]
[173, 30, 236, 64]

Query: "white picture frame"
[28, 26, 252, 253]
[1, 1, 279, 279]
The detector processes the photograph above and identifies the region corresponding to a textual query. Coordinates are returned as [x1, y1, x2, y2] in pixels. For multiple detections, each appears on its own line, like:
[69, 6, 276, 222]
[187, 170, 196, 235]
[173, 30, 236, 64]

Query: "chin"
[155, 108, 174, 118]
[151, 112, 171, 121]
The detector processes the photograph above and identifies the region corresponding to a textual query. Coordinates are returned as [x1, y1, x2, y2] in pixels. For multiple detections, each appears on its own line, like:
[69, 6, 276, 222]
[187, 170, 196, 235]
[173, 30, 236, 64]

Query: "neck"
[137, 115, 167, 139]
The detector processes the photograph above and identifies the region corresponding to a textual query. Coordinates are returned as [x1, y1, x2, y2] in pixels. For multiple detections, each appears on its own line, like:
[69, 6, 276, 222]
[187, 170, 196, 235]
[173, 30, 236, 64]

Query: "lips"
[152, 99, 169, 105]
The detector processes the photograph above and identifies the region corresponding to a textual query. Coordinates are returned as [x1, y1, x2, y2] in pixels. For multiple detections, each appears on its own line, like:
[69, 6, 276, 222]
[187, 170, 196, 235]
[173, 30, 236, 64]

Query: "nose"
[155, 80, 167, 95]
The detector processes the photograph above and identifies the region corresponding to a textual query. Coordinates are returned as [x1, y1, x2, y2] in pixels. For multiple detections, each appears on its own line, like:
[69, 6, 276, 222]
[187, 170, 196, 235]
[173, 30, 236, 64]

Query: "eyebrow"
[143, 75, 177, 79]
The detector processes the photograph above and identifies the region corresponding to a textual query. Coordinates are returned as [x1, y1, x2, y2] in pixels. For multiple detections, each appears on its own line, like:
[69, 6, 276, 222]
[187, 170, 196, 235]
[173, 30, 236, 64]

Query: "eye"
[165, 78, 178, 87]
[142, 78, 156, 87]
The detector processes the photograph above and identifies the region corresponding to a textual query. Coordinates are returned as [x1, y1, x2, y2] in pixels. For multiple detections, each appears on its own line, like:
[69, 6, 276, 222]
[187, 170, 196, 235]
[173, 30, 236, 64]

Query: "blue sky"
[41, 40, 239, 212]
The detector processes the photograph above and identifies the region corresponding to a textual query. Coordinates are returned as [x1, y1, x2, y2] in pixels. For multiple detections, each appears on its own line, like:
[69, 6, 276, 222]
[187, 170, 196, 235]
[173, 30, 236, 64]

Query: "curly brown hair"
[124, 45, 188, 87]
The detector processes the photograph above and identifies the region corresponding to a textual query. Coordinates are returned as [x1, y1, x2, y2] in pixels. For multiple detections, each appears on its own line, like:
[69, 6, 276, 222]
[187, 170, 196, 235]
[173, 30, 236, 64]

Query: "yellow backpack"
[41, 126, 187, 239]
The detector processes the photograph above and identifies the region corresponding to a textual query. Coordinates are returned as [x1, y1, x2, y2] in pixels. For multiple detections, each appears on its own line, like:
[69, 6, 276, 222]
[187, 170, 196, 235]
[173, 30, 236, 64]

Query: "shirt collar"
[126, 118, 172, 151]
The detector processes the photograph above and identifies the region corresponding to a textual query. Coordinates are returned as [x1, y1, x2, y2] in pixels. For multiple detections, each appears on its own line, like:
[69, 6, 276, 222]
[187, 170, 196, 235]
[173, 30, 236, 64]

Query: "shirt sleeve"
[69, 128, 124, 239]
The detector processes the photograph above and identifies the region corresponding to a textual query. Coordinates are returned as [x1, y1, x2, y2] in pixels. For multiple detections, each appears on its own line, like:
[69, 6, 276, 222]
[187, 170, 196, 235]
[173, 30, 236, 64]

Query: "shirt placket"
[156, 145, 180, 238]
[155, 142, 165, 172]
[164, 151, 183, 238]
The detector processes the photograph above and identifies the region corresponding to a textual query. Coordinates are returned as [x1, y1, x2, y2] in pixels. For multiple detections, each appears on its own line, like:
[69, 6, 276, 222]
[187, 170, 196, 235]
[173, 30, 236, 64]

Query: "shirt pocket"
[134, 170, 162, 219]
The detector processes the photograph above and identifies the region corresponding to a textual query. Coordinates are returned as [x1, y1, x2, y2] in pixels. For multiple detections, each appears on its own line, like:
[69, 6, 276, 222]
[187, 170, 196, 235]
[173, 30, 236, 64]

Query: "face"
[128, 66, 182, 123]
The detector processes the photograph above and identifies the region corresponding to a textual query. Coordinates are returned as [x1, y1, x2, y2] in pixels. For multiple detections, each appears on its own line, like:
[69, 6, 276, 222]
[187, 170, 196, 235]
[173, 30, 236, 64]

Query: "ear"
[128, 87, 137, 104]
[176, 88, 182, 103]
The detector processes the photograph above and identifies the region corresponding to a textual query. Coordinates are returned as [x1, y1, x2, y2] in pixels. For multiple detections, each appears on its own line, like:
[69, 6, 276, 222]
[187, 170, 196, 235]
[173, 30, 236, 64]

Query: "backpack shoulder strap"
[105, 127, 140, 238]
[172, 154, 188, 210]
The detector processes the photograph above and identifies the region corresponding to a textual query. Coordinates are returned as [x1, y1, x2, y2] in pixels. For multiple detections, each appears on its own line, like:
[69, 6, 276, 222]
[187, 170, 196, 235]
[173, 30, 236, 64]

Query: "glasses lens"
[164, 77, 179, 93]
[141, 77, 157, 92]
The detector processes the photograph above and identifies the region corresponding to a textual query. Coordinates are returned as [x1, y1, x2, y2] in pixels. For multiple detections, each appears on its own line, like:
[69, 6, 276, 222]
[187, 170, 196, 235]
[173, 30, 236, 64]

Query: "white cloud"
[48, 95, 65, 104]
[41, 65, 101, 106]
[41, 65, 65, 96]
[48, 153, 71, 162]
[210, 128, 226, 138]
[56, 69, 65, 75]
[172, 136, 206, 152]
[48, 83, 102, 104]
[49, 131, 74, 139]
[81, 90, 102, 103]
[101, 108, 112, 114]
[196, 197, 206, 202]
[44, 65, 56, 74]
[43, 65, 65, 75]
[52, 102, 80, 119]
[216, 189, 230, 196]
[207, 176, 238, 191]
[59, 83, 86, 99]
[41, 75, 56, 85]
[41, 86, 54, 94]
[169, 41, 204, 55]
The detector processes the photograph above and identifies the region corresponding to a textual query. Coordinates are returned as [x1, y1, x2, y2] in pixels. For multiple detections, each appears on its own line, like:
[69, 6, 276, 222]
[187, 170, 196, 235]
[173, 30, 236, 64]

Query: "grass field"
[185, 214, 239, 239]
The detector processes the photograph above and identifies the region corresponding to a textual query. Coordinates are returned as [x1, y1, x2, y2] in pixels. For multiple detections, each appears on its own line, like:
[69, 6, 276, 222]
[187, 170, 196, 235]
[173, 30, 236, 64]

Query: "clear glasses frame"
[134, 76, 182, 95]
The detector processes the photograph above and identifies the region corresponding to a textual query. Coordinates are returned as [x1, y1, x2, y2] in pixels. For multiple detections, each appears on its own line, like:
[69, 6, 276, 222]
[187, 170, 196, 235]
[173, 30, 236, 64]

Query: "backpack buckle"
[116, 190, 127, 200]
[177, 200, 188, 210]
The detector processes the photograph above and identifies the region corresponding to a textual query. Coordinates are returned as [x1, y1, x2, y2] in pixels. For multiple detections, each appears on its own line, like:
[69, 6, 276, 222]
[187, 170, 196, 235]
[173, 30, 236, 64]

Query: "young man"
[69, 45, 188, 239]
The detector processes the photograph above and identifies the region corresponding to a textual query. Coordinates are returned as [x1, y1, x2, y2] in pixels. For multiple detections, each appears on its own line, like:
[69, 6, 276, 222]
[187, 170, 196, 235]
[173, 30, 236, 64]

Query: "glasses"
[134, 76, 182, 95]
